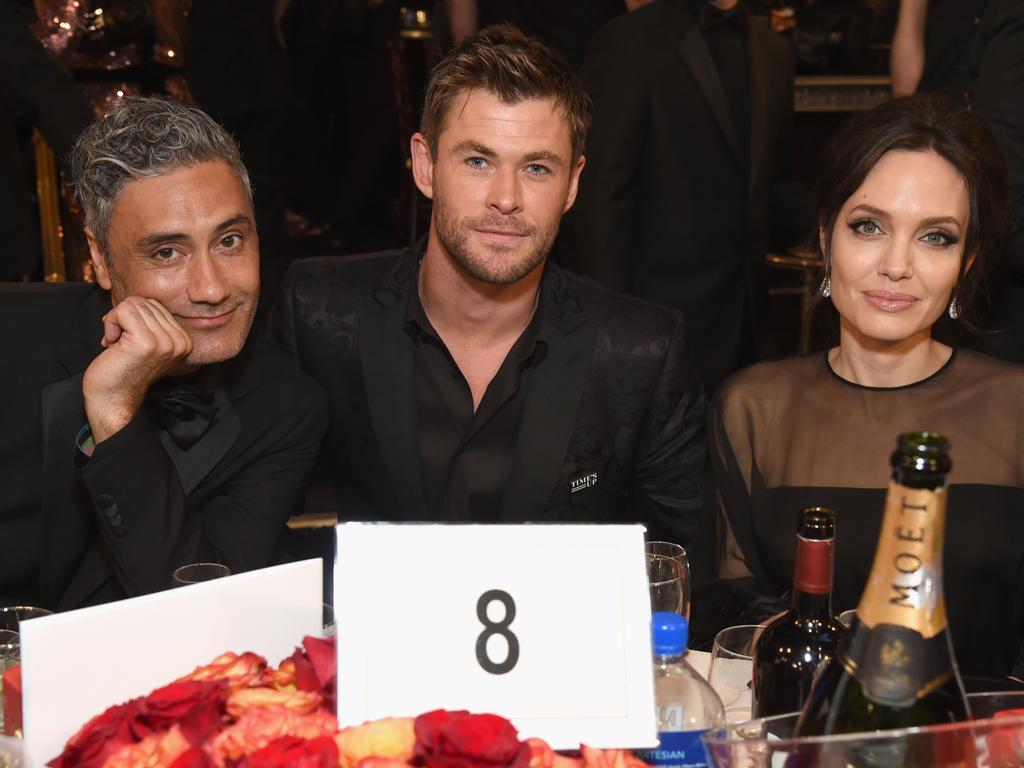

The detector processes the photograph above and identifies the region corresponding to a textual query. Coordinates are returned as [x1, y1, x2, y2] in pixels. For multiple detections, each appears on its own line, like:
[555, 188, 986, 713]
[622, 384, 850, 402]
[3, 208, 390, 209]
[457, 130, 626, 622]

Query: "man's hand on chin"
[83, 296, 194, 444]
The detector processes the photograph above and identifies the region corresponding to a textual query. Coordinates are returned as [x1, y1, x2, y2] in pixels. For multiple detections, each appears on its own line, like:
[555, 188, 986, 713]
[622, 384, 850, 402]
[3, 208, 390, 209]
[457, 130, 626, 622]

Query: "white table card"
[335, 523, 657, 750]
[20, 558, 323, 768]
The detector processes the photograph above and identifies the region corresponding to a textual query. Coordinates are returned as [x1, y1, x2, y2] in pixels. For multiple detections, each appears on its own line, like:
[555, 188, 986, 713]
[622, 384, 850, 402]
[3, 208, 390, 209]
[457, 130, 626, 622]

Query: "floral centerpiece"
[48, 637, 652, 768]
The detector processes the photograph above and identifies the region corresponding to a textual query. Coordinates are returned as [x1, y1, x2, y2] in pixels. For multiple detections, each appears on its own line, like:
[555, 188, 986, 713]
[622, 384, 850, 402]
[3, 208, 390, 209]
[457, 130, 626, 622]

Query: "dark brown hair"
[420, 23, 591, 162]
[816, 94, 1009, 327]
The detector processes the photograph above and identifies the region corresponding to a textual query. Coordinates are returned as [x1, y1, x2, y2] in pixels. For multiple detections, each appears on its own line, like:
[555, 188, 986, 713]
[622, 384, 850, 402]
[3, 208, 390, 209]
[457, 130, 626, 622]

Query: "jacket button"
[97, 494, 115, 510]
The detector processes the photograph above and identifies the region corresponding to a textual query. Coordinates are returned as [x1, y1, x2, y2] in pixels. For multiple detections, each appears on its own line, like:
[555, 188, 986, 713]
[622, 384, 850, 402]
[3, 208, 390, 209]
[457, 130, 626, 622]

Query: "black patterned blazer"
[274, 245, 707, 546]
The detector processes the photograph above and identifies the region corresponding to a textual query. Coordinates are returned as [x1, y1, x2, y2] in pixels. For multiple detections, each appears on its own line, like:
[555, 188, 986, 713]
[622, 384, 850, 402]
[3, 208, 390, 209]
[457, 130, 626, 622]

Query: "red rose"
[47, 698, 144, 768]
[238, 735, 340, 768]
[286, 648, 322, 693]
[414, 710, 524, 768]
[302, 636, 336, 691]
[135, 679, 228, 744]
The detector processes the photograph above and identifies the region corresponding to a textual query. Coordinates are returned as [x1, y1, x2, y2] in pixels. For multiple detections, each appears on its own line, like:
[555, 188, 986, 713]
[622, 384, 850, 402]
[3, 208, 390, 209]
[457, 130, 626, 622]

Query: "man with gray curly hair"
[0, 97, 326, 610]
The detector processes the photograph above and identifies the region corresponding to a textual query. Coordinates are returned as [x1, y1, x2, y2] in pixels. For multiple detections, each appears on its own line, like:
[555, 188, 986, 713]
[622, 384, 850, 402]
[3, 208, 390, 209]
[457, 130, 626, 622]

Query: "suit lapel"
[359, 251, 425, 519]
[747, 18, 771, 196]
[676, 8, 743, 167]
[500, 267, 597, 521]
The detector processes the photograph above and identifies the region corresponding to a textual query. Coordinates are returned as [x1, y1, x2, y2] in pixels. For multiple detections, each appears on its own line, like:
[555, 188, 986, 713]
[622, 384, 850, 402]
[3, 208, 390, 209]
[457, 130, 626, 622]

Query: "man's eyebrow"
[450, 140, 496, 157]
[133, 214, 253, 249]
[448, 142, 565, 167]
[522, 150, 564, 167]
[213, 214, 254, 233]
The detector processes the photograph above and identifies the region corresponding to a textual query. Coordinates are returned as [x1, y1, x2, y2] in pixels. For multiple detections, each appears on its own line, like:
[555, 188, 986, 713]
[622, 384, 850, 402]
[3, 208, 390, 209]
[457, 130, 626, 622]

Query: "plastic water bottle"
[636, 612, 724, 768]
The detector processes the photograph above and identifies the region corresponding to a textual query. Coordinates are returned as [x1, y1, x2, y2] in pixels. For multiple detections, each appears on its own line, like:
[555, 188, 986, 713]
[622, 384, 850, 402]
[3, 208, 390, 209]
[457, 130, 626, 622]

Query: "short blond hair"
[421, 24, 591, 162]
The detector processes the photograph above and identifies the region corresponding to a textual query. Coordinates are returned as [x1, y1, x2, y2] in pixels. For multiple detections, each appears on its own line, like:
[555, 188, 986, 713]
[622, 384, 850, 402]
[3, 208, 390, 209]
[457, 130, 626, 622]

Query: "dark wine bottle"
[795, 433, 970, 742]
[752, 507, 845, 717]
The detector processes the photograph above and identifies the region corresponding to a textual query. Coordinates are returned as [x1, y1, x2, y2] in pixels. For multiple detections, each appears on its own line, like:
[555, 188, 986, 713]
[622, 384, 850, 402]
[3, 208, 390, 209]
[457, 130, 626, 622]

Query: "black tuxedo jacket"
[0, 283, 327, 609]
[275, 247, 707, 545]
[562, 0, 795, 393]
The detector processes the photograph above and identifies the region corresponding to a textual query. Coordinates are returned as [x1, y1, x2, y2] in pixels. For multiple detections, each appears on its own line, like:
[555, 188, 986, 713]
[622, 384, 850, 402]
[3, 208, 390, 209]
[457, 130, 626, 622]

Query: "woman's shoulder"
[953, 348, 1024, 383]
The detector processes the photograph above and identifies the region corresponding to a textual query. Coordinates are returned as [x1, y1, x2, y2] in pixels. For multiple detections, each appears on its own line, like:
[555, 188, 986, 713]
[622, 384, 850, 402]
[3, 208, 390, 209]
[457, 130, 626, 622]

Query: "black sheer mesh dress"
[710, 349, 1024, 677]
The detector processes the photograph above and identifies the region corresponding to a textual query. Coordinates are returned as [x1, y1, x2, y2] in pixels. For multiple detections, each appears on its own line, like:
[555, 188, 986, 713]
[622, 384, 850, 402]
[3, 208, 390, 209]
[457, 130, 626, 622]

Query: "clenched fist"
[83, 296, 194, 443]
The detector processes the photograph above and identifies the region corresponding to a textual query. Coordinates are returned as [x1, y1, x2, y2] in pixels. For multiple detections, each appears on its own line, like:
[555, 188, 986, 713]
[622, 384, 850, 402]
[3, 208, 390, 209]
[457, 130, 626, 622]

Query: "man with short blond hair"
[277, 26, 705, 543]
[0, 98, 326, 609]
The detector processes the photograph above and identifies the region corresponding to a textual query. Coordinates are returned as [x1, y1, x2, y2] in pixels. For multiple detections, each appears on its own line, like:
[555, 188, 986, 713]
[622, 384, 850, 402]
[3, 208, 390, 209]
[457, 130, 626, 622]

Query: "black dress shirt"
[405, 277, 547, 521]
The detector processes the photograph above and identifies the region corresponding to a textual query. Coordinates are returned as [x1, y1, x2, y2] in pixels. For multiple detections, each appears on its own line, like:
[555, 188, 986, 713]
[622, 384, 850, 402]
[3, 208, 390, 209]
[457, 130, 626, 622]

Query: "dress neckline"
[823, 348, 959, 392]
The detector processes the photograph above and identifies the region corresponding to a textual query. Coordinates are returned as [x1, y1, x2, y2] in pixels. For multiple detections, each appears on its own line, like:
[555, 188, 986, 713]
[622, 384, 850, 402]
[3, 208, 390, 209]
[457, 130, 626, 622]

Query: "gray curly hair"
[70, 97, 252, 247]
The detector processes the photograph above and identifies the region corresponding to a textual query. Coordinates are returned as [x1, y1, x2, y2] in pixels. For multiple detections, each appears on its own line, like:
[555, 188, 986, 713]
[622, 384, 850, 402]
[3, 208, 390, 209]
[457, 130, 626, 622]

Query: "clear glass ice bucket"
[701, 691, 1024, 767]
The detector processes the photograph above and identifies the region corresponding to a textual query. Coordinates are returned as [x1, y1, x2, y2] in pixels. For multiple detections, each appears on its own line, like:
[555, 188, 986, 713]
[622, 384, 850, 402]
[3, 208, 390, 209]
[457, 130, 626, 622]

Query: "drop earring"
[948, 297, 959, 320]
[819, 276, 831, 298]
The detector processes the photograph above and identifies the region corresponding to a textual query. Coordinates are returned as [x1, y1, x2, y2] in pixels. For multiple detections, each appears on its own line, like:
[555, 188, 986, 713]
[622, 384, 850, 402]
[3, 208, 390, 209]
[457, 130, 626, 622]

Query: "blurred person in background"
[562, 0, 800, 394]
[0, 0, 93, 282]
[891, 0, 1024, 363]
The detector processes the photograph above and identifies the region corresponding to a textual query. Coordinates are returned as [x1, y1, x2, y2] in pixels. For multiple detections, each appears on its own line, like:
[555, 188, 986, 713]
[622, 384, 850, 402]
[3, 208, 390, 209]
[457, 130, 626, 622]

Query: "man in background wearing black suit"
[0, 98, 326, 610]
[563, 0, 797, 393]
[277, 25, 706, 546]
[0, 0, 93, 281]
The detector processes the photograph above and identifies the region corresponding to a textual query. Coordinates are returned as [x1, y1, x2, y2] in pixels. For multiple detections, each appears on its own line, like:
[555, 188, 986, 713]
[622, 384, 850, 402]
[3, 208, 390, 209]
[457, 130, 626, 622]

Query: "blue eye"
[466, 157, 487, 169]
[525, 164, 549, 175]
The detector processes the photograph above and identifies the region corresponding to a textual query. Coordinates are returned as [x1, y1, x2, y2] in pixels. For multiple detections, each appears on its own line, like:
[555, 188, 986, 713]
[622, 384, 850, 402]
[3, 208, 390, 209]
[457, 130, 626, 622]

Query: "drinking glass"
[172, 562, 231, 587]
[322, 603, 335, 639]
[707, 624, 764, 709]
[702, 692, 1024, 768]
[0, 606, 52, 632]
[838, 608, 857, 628]
[645, 541, 691, 619]
[647, 554, 685, 615]
[1, 629, 19, 735]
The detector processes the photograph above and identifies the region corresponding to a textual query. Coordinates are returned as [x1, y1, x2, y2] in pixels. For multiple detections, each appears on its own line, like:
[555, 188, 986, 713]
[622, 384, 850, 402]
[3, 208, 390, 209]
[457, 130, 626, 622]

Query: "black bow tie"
[148, 383, 220, 449]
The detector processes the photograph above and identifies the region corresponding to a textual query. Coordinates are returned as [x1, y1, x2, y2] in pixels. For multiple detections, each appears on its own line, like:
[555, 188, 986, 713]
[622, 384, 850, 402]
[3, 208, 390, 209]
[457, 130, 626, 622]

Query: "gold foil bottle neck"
[856, 482, 948, 639]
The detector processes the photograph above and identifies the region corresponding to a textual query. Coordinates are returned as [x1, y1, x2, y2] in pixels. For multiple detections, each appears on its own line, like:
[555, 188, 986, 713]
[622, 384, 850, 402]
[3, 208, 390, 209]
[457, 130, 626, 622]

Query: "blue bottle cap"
[651, 611, 688, 655]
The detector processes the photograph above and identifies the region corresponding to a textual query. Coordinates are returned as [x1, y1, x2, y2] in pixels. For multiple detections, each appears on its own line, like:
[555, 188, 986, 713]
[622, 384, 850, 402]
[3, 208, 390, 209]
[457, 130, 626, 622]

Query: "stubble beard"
[433, 198, 559, 286]
[107, 264, 256, 366]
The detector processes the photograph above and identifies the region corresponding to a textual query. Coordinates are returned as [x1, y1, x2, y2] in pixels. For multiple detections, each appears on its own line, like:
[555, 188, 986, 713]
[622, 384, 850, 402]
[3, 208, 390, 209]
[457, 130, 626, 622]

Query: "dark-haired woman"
[710, 94, 1024, 678]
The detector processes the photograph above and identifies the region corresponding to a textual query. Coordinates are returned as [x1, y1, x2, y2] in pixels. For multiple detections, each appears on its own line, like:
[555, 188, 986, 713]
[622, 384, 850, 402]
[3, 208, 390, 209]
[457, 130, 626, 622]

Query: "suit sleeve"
[972, 1, 1024, 277]
[566, 23, 647, 290]
[74, 381, 327, 601]
[630, 312, 706, 547]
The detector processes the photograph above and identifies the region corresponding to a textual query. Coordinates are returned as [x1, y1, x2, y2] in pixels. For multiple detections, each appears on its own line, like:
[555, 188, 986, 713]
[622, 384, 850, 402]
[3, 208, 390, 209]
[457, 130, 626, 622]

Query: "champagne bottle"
[752, 507, 845, 717]
[795, 432, 970, 739]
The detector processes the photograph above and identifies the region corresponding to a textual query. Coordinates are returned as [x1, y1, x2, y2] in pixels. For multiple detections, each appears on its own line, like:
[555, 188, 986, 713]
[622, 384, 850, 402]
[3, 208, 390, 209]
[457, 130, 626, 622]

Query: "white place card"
[335, 523, 657, 750]
[20, 558, 323, 768]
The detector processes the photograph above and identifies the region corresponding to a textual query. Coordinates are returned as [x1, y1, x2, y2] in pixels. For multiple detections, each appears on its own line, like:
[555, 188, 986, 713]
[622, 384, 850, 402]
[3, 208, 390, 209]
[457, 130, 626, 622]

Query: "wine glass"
[838, 609, 857, 628]
[0, 605, 52, 632]
[647, 554, 685, 615]
[1, 629, 19, 734]
[645, 541, 691, 619]
[322, 602, 336, 639]
[707, 624, 764, 711]
[172, 562, 231, 587]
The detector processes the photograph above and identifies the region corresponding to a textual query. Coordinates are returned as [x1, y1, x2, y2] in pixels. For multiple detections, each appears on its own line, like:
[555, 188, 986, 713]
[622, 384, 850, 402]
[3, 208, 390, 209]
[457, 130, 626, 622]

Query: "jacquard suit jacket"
[0, 283, 327, 609]
[274, 246, 707, 545]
